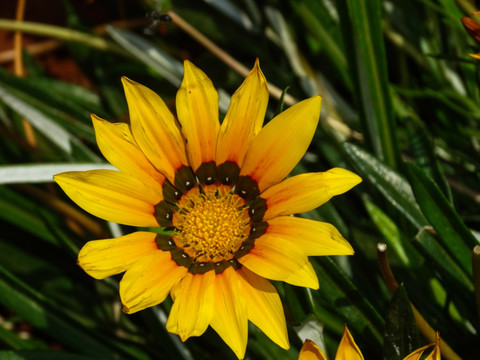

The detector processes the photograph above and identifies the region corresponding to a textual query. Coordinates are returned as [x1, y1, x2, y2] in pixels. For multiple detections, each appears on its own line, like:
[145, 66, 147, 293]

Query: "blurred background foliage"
[0, 0, 479, 359]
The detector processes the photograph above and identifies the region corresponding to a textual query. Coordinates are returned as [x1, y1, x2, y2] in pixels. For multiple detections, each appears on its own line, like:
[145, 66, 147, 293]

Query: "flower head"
[299, 326, 441, 360]
[54, 59, 361, 359]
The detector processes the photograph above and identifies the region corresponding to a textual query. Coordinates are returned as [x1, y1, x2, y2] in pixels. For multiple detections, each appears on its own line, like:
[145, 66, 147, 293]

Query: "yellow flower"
[299, 326, 441, 360]
[54, 60, 361, 359]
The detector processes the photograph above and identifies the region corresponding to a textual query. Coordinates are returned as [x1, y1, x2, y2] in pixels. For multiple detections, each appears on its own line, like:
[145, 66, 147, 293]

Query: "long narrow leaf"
[0, 163, 115, 184]
[0, 84, 73, 153]
[338, 0, 399, 168]
[406, 162, 478, 275]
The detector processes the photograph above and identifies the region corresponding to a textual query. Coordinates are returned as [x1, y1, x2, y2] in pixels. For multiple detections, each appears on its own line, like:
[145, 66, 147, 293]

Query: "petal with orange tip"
[122, 77, 188, 183]
[239, 95, 321, 192]
[176, 61, 219, 172]
[216, 59, 268, 167]
[299, 339, 327, 360]
[403, 332, 441, 360]
[335, 326, 364, 360]
[461, 16, 480, 44]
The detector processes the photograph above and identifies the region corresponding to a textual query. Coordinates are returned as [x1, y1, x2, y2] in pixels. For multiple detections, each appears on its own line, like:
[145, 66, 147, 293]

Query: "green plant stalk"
[0, 19, 127, 56]
[377, 243, 461, 360]
[473, 246, 480, 322]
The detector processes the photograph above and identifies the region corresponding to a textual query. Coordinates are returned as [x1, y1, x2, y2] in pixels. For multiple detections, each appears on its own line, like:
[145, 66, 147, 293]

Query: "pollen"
[172, 188, 251, 263]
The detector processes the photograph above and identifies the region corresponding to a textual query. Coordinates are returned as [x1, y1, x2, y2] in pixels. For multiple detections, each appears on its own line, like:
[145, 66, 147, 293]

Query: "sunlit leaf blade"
[363, 198, 422, 268]
[344, 143, 474, 293]
[294, 315, 326, 348]
[343, 142, 424, 227]
[406, 162, 477, 275]
[0, 84, 73, 154]
[106, 25, 183, 87]
[0, 163, 114, 184]
[383, 285, 420, 360]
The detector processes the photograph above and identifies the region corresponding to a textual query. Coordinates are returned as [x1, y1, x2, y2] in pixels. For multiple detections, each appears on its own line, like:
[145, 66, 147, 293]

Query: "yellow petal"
[239, 96, 321, 192]
[176, 60, 219, 172]
[216, 59, 268, 167]
[210, 267, 248, 359]
[261, 168, 362, 220]
[78, 231, 158, 279]
[403, 332, 440, 360]
[299, 339, 327, 360]
[54, 170, 161, 227]
[267, 216, 354, 256]
[91, 114, 165, 188]
[120, 250, 187, 314]
[122, 77, 188, 183]
[335, 326, 364, 360]
[166, 270, 215, 341]
[237, 267, 289, 350]
[238, 235, 319, 289]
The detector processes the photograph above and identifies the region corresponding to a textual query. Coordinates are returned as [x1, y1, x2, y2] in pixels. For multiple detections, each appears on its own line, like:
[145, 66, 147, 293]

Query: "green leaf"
[0, 264, 147, 360]
[383, 285, 420, 360]
[406, 119, 452, 202]
[0, 351, 99, 360]
[0, 325, 47, 351]
[406, 162, 477, 276]
[0, 84, 73, 154]
[311, 257, 385, 350]
[344, 143, 474, 293]
[363, 198, 422, 268]
[294, 315, 327, 355]
[344, 142, 425, 228]
[0, 163, 114, 185]
[338, 0, 399, 168]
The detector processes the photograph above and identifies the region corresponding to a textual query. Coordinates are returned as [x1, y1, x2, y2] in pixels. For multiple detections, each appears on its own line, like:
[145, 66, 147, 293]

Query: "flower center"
[172, 188, 251, 263]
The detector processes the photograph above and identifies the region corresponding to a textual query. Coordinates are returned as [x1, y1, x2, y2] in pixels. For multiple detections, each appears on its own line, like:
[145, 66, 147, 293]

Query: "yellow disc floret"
[173, 188, 251, 263]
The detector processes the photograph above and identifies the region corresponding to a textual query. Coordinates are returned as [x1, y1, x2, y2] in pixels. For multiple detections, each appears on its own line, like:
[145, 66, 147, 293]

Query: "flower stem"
[377, 243, 461, 360]
[14, 0, 37, 147]
[0, 19, 126, 56]
[473, 245, 480, 322]
[167, 10, 298, 106]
